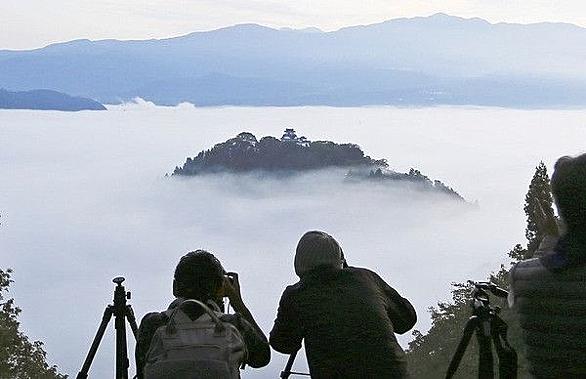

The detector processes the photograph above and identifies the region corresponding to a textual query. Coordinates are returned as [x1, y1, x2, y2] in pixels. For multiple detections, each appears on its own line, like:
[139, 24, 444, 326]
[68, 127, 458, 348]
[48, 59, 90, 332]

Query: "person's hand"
[223, 272, 243, 306]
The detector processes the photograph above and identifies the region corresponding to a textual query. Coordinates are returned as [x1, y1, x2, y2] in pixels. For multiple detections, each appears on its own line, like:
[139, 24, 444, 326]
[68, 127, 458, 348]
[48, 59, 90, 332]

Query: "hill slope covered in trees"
[173, 129, 464, 200]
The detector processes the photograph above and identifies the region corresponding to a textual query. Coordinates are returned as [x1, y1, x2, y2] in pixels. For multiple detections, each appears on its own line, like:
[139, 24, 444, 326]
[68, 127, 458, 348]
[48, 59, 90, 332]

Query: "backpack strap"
[166, 299, 226, 335]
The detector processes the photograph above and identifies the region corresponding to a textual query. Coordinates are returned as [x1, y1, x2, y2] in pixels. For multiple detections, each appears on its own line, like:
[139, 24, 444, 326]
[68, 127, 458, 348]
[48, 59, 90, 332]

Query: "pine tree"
[523, 161, 557, 258]
[0, 269, 67, 379]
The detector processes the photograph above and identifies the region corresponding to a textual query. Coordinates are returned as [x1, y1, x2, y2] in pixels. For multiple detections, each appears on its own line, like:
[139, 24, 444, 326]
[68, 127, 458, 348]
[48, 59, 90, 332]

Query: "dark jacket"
[135, 298, 270, 379]
[270, 266, 417, 379]
[510, 236, 586, 378]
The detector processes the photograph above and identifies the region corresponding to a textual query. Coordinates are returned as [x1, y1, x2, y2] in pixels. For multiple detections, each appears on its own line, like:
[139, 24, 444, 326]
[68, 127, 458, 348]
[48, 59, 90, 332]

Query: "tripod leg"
[491, 315, 518, 379]
[126, 305, 139, 339]
[476, 320, 494, 379]
[280, 350, 299, 379]
[445, 316, 480, 379]
[115, 306, 129, 379]
[76, 306, 114, 379]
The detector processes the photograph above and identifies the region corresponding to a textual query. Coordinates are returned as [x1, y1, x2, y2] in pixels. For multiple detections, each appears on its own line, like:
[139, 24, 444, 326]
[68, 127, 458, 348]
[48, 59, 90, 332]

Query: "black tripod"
[280, 350, 310, 378]
[445, 281, 517, 379]
[77, 277, 139, 379]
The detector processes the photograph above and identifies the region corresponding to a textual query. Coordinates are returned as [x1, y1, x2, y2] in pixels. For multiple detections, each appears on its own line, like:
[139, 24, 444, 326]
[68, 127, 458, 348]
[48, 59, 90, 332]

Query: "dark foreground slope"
[173, 129, 464, 201]
[0, 89, 106, 111]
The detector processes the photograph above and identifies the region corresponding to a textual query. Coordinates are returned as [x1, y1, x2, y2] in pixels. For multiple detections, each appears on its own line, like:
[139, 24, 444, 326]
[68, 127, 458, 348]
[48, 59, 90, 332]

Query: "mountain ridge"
[1, 13, 585, 107]
[3, 13, 585, 52]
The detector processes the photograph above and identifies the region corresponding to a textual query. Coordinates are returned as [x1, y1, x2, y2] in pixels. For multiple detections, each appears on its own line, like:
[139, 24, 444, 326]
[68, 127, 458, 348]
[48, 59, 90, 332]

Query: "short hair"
[551, 154, 586, 231]
[174, 250, 225, 300]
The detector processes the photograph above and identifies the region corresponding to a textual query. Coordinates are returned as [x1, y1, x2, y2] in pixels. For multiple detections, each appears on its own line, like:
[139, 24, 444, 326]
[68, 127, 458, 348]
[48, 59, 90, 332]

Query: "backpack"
[144, 299, 247, 379]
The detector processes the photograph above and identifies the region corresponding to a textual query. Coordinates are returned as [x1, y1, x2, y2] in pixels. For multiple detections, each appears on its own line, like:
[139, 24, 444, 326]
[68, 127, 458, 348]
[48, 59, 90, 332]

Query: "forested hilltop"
[173, 129, 464, 200]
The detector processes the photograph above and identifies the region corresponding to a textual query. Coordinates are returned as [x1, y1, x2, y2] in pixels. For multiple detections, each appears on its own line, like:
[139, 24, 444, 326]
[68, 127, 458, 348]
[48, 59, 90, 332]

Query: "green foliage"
[524, 162, 557, 258]
[406, 162, 555, 378]
[0, 269, 67, 379]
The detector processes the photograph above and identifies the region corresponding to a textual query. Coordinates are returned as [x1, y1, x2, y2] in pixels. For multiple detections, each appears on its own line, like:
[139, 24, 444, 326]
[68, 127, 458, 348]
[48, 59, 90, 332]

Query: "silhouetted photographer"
[135, 250, 270, 379]
[510, 153, 586, 378]
[270, 231, 417, 378]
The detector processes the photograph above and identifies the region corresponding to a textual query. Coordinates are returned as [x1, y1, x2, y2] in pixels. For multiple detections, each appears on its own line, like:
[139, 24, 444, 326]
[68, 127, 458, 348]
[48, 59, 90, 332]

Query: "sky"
[1, 0, 586, 50]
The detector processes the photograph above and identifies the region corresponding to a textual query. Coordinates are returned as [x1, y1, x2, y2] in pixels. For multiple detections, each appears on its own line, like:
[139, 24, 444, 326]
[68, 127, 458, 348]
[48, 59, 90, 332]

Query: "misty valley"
[1, 104, 585, 378]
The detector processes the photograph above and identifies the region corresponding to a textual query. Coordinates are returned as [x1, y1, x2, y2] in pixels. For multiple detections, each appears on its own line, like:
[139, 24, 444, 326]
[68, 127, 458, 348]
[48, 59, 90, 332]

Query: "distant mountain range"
[0, 89, 106, 111]
[173, 128, 465, 201]
[1, 13, 585, 107]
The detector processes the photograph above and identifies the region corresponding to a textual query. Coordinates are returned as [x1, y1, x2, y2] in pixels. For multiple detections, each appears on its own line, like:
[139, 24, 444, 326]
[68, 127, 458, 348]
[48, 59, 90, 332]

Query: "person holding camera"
[270, 231, 417, 378]
[510, 153, 586, 378]
[135, 250, 270, 379]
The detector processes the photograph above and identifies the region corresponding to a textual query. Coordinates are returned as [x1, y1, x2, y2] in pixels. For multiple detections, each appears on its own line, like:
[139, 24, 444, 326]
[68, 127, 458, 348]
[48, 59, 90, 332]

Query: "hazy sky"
[1, 0, 586, 49]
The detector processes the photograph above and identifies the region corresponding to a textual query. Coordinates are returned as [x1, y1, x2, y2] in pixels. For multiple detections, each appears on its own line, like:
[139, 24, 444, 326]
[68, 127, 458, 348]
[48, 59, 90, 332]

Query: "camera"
[224, 271, 237, 286]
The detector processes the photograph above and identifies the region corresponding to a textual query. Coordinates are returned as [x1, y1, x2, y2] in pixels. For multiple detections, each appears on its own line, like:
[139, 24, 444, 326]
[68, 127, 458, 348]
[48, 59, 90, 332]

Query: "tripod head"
[467, 281, 508, 316]
[112, 276, 131, 310]
[469, 281, 508, 298]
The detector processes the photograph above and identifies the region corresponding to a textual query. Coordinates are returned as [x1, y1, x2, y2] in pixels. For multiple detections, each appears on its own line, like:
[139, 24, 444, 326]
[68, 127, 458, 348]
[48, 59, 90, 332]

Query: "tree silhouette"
[523, 161, 557, 258]
[0, 269, 67, 378]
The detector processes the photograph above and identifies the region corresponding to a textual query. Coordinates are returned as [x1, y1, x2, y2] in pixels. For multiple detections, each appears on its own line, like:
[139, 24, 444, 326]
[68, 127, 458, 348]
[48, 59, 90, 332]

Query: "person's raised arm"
[370, 270, 417, 334]
[269, 286, 303, 354]
[222, 272, 271, 367]
[223, 272, 265, 337]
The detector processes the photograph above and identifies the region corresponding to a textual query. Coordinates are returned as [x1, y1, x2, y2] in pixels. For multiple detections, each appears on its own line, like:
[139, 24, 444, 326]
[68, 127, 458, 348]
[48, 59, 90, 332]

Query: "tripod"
[77, 277, 139, 379]
[445, 281, 517, 379]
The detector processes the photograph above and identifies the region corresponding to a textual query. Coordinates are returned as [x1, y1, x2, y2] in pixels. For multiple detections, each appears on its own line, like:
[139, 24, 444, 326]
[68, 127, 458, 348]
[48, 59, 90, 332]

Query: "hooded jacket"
[270, 266, 416, 379]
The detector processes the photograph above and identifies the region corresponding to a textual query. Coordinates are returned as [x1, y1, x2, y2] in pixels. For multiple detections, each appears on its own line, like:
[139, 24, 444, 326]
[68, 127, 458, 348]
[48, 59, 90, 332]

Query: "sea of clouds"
[1, 103, 585, 377]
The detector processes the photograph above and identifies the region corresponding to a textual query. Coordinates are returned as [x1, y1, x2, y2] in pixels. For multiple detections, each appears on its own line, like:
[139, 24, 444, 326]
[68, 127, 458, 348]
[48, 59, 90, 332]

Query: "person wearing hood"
[269, 231, 417, 378]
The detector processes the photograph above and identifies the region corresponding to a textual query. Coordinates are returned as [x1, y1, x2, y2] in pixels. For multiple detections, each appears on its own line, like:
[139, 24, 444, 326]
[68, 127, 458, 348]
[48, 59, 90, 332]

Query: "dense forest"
[173, 129, 464, 200]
